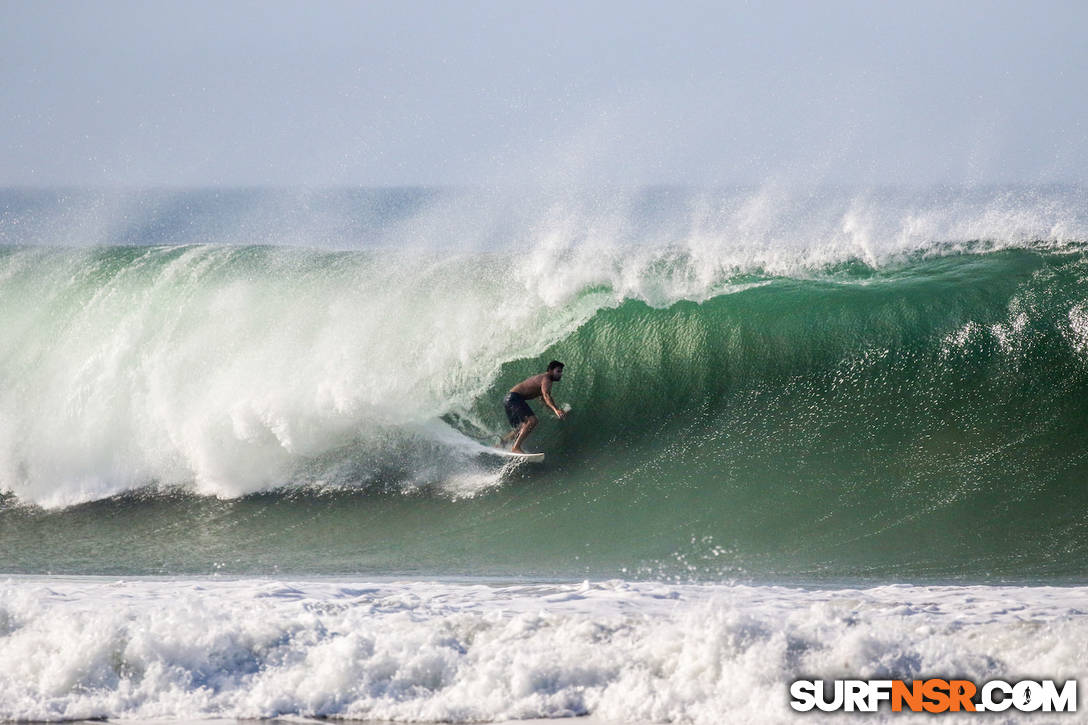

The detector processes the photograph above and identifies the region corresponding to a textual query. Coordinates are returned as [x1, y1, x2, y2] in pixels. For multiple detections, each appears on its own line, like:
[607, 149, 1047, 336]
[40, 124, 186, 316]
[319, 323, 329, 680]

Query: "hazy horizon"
[3, 0, 1087, 188]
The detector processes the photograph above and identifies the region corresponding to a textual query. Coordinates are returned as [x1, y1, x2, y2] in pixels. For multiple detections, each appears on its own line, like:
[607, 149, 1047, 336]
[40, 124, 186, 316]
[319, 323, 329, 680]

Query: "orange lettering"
[949, 680, 977, 712]
[923, 679, 951, 713]
[892, 680, 924, 712]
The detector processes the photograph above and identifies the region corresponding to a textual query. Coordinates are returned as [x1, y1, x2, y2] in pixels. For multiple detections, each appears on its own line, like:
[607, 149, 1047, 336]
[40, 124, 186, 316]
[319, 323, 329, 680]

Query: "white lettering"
[789, 680, 817, 712]
[982, 680, 1013, 712]
[816, 680, 844, 712]
[1042, 680, 1077, 712]
[1014, 680, 1044, 712]
[868, 680, 893, 711]
[844, 680, 869, 712]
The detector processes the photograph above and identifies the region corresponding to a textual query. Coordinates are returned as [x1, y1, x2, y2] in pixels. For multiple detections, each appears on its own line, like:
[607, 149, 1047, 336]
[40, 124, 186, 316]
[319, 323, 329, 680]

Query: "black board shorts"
[503, 392, 535, 427]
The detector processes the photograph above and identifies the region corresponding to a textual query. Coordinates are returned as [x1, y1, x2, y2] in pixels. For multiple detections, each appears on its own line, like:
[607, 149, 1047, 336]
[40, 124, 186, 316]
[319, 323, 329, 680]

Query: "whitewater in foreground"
[2, 577, 1086, 724]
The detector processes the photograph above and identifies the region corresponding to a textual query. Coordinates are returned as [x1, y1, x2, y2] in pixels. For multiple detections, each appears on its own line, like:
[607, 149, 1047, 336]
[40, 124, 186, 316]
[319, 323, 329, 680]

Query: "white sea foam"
[0, 245, 596, 506]
[0, 577, 1084, 723]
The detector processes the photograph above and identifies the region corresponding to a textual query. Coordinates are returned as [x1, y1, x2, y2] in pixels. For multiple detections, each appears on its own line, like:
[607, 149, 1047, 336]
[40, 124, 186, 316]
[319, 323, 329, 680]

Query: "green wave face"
[2, 244, 1088, 582]
[461, 248, 1088, 580]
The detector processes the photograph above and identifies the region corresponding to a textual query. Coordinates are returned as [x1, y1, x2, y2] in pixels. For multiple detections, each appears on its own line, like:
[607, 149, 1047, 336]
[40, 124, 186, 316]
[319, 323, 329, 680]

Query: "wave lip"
[0, 577, 1085, 723]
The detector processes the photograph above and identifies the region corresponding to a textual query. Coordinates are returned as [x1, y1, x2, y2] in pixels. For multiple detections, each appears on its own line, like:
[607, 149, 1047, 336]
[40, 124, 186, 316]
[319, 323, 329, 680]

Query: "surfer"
[500, 360, 567, 454]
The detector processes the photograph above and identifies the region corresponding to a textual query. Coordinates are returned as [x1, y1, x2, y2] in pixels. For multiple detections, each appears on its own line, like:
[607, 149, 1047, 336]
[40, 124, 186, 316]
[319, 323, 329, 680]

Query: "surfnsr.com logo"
[790, 679, 1077, 713]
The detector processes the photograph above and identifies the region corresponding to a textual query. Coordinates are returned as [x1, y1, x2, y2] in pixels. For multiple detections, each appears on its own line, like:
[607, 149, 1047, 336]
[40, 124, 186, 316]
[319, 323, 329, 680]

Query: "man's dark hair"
[547, 360, 564, 372]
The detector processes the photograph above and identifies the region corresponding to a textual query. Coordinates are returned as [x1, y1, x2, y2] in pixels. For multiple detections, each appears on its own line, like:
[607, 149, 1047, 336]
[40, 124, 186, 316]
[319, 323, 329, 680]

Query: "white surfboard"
[484, 448, 546, 463]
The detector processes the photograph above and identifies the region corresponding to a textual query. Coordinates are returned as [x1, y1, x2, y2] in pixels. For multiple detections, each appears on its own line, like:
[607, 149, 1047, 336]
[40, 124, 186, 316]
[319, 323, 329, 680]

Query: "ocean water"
[1, 186, 1087, 722]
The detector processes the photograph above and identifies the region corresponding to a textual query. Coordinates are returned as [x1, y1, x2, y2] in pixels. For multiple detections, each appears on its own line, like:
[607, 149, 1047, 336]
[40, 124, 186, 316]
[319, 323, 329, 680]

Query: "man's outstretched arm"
[541, 377, 565, 419]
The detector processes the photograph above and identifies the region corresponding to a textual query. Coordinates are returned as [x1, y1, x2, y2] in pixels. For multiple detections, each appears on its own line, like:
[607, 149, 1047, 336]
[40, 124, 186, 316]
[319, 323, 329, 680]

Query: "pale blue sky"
[3, 0, 1086, 186]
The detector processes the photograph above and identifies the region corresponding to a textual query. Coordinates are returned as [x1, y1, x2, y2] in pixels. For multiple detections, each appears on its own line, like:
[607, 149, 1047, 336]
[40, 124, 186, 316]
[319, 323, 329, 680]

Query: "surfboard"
[484, 449, 546, 463]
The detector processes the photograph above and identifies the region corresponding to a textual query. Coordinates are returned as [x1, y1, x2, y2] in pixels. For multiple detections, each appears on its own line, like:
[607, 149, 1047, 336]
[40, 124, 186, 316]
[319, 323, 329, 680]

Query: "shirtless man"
[500, 360, 566, 454]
